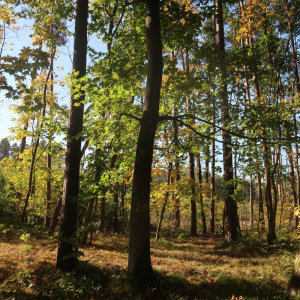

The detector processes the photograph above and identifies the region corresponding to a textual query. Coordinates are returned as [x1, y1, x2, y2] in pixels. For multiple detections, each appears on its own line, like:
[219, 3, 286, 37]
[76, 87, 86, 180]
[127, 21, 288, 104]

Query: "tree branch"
[120, 112, 141, 122]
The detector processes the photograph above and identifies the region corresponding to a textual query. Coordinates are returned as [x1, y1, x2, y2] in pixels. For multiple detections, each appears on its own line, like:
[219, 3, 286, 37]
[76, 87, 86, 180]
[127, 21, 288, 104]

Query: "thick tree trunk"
[128, 0, 162, 281]
[216, 0, 237, 242]
[56, 0, 88, 271]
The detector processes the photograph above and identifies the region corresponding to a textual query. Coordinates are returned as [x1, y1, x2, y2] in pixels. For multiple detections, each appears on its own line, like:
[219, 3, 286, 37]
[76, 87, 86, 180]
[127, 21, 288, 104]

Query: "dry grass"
[0, 228, 295, 299]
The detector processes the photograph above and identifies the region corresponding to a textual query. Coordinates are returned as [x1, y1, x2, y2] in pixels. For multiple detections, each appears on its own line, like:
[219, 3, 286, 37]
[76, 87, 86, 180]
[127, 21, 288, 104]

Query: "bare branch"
[80, 140, 89, 159]
[120, 112, 141, 122]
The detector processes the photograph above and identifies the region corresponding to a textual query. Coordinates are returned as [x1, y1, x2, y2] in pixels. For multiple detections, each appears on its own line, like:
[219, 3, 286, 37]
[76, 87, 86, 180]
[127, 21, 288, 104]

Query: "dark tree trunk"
[97, 195, 106, 232]
[210, 98, 215, 233]
[173, 107, 180, 229]
[189, 152, 197, 236]
[216, 0, 238, 242]
[113, 183, 119, 234]
[128, 0, 162, 281]
[185, 50, 197, 236]
[197, 155, 207, 234]
[56, 0, 88, 271]
[81, 199, 94, 244]
[48, 198, 62, 235]
[44, 150, 51, 229]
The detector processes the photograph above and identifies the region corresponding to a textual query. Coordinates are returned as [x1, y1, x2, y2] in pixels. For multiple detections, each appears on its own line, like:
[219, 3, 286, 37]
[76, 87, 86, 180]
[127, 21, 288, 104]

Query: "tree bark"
[56, 0, 88, 271]
[128, 0, 162, 281]
[216, 0, 238, 242]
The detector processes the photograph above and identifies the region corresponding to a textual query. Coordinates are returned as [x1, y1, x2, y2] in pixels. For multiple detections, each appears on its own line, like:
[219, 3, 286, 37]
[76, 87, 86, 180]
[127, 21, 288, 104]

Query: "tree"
[56, 0, 88, 271]
[216, 0, 238, 242]
[0, 138, 10, 160]
[128, 0, 162, 281]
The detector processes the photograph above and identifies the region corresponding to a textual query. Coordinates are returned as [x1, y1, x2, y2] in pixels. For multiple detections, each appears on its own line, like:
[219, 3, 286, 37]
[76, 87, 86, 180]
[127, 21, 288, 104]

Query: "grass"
[0, 227, 296, 299]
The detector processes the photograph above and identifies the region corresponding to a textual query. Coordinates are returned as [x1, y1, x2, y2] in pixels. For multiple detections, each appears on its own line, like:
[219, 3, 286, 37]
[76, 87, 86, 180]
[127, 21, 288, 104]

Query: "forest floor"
[0, 227, 297, 300]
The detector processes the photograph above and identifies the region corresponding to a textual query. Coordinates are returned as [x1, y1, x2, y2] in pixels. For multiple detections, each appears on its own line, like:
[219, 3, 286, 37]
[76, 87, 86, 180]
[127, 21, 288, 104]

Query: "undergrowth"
[0, 225, 297, 299]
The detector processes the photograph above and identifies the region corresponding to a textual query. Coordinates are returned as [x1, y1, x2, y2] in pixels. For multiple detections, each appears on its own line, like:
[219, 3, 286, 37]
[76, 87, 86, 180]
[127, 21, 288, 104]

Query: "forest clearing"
[1, 0, 300, 298]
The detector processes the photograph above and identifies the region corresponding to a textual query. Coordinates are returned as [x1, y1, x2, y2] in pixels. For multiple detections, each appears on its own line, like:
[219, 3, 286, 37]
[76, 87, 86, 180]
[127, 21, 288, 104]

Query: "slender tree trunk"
[128, 0, 162, 281]
[113, 183, 119, 234]
[197, 155, 207, 234]
[156, 163, 172, 240]
[185, 51, 197, 236]
[44, 149, 51, 228]
[288, 147, 298, 227]
[48, 198, 62, 235]
[44, 51, 54, 229]
[173, 107, 180, 229]
[56, 0, 88, 271]
[97, 195, 106, 232]
[81, 199, 94, 244]
[216, 0, 237, 242]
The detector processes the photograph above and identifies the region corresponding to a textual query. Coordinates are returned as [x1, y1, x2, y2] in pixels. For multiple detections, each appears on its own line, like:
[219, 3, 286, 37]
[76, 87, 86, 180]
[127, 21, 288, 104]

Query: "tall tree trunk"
[44, 148, 51, 228]
[197, 155, 207, 234]
[44, 48, 54, 229]
[56, 0, 88, 271]
[185, 51, 197, 236]
[216, 0, 237, 242]
[128, 0, 162, 281]
[173, 107, 180, 229]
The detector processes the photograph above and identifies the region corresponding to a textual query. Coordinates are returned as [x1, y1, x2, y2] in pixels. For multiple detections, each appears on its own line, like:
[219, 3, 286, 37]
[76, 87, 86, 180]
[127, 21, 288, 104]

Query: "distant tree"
[0, 138, 10, 160]
[10, 142, 19, 158]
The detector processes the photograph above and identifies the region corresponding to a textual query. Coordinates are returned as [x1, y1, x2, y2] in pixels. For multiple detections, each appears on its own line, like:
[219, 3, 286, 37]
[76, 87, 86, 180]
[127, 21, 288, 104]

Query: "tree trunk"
[97, 195, 106, 232]
[173, 107, 180, 229]
[81, 199, 94, 244]
[156, 163, 172, 240]
[128, 0, 162, 281]
[184, 50, 197, 237]
[44, 150, 51, 228]
[56, 0, 88, 271]
[197, 155, 207, 234]
[216, 0, 237, 242]
[113, 183, 119, 234]
[48, 198, 62, 235]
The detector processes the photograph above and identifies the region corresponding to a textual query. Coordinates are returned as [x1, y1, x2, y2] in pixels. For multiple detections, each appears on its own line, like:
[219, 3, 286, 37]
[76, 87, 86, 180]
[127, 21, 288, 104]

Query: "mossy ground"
[0, 228, 296, 299]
